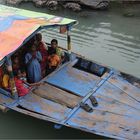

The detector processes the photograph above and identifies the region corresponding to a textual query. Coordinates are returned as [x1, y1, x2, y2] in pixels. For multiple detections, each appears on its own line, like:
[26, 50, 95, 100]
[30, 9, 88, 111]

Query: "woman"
[35, 33, 48, 77]
[25, 44, 42, 83]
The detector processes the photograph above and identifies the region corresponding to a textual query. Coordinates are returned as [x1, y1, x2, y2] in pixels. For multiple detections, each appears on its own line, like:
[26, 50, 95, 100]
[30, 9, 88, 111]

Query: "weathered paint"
[18, 93, 71, 121]
[33, 83, 82, 108]
[0, 92, 17, 107]
[67, 103, 140, 140]
[109, 74, 140, 102]
[47, 63, 101, 97]
[97, 81, 140, 110]
[0, 60, 140, 140]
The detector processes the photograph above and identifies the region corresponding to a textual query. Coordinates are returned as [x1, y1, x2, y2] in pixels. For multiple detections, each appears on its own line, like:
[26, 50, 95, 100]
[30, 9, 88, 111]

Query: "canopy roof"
[0, 4, 77, 63]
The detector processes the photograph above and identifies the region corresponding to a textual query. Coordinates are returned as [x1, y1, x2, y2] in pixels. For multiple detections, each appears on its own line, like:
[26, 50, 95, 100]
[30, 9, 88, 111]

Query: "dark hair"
[36, 33, 42, 41]
[29, 43, 36, 51]
[51, 39, 58, 44]
[21, 68, 26, 73]
[13, 69, 21, 76]
[12, 53, 19, 60]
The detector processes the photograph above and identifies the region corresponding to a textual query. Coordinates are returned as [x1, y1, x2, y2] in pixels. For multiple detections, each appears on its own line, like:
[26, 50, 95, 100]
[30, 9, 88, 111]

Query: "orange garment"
[2, 74, 10, 89]
[48, 54, 60, 67]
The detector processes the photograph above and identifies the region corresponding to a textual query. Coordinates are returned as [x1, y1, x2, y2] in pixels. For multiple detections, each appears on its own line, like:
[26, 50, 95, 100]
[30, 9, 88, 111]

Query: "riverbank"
[3, 0, 139, 18]
[5, 0, 110, 11]
[0, 1, 140, 139]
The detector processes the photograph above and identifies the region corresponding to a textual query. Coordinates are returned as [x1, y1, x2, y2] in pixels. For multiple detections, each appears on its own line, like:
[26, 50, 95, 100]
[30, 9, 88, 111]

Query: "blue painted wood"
[0, 88, 12, 98]
[62, 70, 113, 124]
[96, 81, 140, 110]
[109, 74, 140, 102]
[18, 93, 71, 121]
[46, 64, 101, 97]
[0, 92, 17, 107]
[67, 105, 140, 140]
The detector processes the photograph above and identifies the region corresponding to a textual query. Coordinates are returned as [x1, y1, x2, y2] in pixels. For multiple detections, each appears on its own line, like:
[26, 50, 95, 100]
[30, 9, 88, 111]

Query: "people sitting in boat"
[47, 49, 60, 74]
[14, 70, 41, 97]
[2, 72, 10, 91]
[48, 39, 64, 59]
[35, 33, 48, 77]
[25, 44, 42, 83]
[20, 69, 27, 82]
[12, 54, 20, 74]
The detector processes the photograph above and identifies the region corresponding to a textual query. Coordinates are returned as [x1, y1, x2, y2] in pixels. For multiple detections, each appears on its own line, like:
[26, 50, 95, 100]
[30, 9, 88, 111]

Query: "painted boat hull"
[0, 54, 140, 140]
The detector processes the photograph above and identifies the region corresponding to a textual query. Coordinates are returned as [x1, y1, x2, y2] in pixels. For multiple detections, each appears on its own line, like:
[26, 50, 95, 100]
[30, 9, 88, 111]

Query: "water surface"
[0, 1, 140, 139]
[17, 2, 140, 78]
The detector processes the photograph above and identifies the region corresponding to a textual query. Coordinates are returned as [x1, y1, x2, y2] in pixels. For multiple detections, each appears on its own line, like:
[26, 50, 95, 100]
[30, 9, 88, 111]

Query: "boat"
[0, 4, 140, 140]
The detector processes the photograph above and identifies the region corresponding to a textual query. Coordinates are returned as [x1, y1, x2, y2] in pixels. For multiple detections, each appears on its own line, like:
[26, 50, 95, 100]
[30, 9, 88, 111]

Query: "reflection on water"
[2, 1, 139, 77]
[0, 1, 140, 139]
[44, 10, 140, 78]
[16, 2, 140, 78]
[0, 111, 105, 139]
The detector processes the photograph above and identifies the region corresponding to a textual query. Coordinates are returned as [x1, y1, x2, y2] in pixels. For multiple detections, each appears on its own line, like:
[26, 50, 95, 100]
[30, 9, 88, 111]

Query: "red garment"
[37, 41, 48, 75]
[0, 67, 3, 88]
[13, 63, 20, 72]
[14, 77, 29, 96]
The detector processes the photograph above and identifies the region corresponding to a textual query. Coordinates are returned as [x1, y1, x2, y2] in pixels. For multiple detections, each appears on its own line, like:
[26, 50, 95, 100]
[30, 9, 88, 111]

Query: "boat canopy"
[0, 4, 77, 64]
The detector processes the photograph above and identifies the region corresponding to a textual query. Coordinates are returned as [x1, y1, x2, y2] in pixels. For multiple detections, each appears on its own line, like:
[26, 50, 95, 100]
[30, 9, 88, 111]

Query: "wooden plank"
[0, 93, 15, 106]
[46, 64, 101, 97]
[10, 106, 58, 123]
[87, 94, 140, 119]
[18, 93, 71, 121]
[67, 108, 140, 140]
[33, 83, 82, 108]
[94, 81, 140, 110]
[109, 74, 140, 102]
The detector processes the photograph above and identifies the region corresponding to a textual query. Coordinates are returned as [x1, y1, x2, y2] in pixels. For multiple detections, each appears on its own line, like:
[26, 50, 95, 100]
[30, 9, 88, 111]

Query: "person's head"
[36, 33, 42, 42]
[21, 69, 26, 78]
[14, 70, 22, 79]
[51, 39, 58, 49]
[30, 44, 37, 52]
[13, 55, 19, 64]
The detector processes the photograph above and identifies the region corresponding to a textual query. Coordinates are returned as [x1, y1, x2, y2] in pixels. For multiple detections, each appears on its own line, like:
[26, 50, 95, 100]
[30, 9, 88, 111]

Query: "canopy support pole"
[67, 26, 72, 60]
[5, 56, 18, 99]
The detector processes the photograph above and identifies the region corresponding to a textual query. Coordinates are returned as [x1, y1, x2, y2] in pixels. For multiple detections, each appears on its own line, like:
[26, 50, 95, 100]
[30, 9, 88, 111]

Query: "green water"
[0, 1, 140, 139]
[16, 2, 140, 78]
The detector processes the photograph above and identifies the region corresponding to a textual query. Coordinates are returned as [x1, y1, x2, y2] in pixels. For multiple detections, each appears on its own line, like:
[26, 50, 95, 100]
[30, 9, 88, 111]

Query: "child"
[20, 69, 27, 82]
[48, 39, 64, 59]
[14, 70, 41, 97]
[14, 70, 30, 97]
[25, 44, 42, 83]
[47, 49, 60, 74]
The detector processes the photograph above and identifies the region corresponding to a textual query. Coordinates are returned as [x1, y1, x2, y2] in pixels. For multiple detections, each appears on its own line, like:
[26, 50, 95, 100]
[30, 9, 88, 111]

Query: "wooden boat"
[0, 4, 140, 140]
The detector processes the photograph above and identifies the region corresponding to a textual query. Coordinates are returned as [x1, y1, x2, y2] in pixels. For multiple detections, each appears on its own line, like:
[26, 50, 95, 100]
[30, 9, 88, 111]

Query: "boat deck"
[0, 59, 140, 140]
